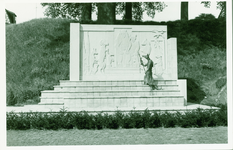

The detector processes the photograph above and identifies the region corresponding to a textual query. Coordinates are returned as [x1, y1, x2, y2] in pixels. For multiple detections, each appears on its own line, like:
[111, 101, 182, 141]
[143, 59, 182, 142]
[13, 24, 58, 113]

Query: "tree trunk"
[125, 2, 132, 20]
[81, 3, 92, 22]
[97, 3, 116, 24]
[181, 2, 188, 21]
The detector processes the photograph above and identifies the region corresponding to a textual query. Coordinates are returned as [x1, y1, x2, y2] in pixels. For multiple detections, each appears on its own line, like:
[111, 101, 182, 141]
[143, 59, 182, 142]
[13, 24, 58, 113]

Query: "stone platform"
[6, 103, 219, 113]
[39, 80, 186, 110]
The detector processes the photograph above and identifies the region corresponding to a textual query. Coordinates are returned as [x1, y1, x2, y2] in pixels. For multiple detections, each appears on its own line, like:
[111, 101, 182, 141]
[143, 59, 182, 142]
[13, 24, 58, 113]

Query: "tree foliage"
[116, 2, 167, 21]
[195, 13, 216, 20]
[97, 3, 116, 24]
[41, 3, 95, 21]
[201, 1, 226, 19]
[41, 2, 167, 21]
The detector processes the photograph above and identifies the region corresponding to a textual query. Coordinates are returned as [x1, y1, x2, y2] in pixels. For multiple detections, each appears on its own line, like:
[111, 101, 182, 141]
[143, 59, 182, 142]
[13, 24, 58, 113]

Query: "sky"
[4, 1, 221, 24]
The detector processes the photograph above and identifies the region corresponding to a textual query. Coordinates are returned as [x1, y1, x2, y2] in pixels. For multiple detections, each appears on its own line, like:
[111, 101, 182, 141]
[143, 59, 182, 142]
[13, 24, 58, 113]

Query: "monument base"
[39, 80, 186, 110]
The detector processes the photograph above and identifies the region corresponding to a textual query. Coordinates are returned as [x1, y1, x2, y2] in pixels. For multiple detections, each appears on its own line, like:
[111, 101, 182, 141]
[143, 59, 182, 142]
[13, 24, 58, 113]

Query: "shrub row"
[7, 105, 227, 130]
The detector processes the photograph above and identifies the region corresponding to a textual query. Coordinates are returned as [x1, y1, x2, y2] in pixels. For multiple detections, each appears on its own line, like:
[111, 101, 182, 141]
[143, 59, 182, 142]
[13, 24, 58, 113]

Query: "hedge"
[7, 104, 227, 130]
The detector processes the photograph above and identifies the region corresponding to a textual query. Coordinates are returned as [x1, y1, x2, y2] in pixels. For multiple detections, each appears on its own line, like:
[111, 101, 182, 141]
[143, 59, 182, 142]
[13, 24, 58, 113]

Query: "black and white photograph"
[2, 0, 232, 149]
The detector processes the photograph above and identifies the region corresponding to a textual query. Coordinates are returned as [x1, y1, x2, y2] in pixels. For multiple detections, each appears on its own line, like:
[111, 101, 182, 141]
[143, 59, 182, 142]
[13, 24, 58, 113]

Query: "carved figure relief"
[138, 39, 151, 73]
[98, 40, 109, 73]
[140, 39, 151, 56]
[82, 27, 168, 79]
[151, 30, 166, 78]
[153, 56, 164, 78]
[129, 35, 140, 66]
[115, 30, 132, 66]
[83, 32, 90, 75]
[90, 48, 99, 74]
[152, 29, 166, 39]
[109, 55, 115, 67]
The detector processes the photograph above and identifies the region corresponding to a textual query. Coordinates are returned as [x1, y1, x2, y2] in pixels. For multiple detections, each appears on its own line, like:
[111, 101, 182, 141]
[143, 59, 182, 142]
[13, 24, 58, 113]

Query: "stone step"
[38, 102, 64, 105]
[59, 80, 177, 86]
[53, 85, 178, 91]
[41, 90, 181, 98]
[40, 96, 184, 108]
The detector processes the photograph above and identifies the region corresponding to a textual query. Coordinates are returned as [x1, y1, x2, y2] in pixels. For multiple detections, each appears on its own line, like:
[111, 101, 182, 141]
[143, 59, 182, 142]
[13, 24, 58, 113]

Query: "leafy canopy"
[41, 2, 167, 21]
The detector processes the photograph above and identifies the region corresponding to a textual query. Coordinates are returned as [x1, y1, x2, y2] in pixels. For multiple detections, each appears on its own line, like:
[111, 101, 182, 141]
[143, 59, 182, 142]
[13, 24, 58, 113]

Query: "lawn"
[7, 126, 227, 146]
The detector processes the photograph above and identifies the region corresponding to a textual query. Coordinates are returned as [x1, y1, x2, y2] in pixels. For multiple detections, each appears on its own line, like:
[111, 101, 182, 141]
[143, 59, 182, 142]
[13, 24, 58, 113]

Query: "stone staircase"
[39, 80, 185, 110]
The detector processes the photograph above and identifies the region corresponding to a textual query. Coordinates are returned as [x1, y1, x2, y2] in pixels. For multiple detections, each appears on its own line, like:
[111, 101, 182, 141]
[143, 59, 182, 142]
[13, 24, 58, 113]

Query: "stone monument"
[39, 23, 187, 110]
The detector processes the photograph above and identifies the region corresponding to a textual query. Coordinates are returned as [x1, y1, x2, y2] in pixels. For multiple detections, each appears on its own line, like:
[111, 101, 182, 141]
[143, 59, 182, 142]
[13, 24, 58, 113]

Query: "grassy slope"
[6, 18, 226, 105]
[6, 18, 77, 104]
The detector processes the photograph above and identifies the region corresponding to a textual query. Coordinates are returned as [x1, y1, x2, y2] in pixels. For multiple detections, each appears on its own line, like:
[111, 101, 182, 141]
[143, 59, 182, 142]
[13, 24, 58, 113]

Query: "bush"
[72, 111, 95, 129]
[216, 77, 226, 89]
[7, 89, 17, 106]
[104, 113, 120, 129]
[159, 112, 177, 128]
[6, 106, 227, 130]
[149, 111, 161, 128]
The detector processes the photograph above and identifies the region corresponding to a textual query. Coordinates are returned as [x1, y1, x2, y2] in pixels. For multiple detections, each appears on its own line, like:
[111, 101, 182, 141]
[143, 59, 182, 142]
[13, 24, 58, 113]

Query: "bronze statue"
[140, 54, 162, 90]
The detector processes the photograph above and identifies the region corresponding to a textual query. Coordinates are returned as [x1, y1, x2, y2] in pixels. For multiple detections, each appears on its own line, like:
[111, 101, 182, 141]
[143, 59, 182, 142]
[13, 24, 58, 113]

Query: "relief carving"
[152, 29, 166, 39]
[153, 56, 164, 78]
[83, 32, 90, 75]
[137, 32, 166, 78]
[90, 48, 99, 74]
[98, 40, 109, 73]
[115, 30, 132, 67]
[109, 55, 115, 67]
[82, 27, 167, 78]
[129, 35, 140, 66]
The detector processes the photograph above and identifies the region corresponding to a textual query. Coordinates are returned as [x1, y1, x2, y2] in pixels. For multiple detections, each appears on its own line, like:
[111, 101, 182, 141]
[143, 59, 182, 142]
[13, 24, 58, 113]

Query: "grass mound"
[6, 18, 226, 106]
[6, 18, 78, 105]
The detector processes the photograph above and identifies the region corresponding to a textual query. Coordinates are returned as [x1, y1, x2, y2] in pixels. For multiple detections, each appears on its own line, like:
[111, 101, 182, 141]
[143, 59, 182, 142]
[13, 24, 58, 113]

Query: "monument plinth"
[39, 23, 187, 110]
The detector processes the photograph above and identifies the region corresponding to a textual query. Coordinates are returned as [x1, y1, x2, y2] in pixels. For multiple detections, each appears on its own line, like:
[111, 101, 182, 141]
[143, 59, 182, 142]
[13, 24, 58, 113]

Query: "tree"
[181, 2, 188, 21]
[201, 1, 226, 19]
[97, 3, 116, 24]
[195, 13, 216, 20]
[41, 2, 167, 23]
[116, 2, 167, 21]
[41, 3, 93, 21]
[125, 2, 132, 20]
[81, 3, 92, 22]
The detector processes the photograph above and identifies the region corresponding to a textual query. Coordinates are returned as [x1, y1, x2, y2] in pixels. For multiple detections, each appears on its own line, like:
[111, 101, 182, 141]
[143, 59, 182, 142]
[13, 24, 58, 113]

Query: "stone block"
[94, 92, 100, 96]
[140, 99, 147, 107]
[133, 99, 140, 107]
[153, 98, 160, 103]
[147, 98, 154, 103]
[154, 103, 160, 107]
[127, 99, 134, 106]
[164, 98, 172, 103]
[165, 103, 173, 106]
[76, 99, 82, 106]
[120, 99, 127, 107]
[87, 99, 94, 107]
[147, 102, 154, 107]
[114, 98, 121, 107]
[160, 102, 167, 106]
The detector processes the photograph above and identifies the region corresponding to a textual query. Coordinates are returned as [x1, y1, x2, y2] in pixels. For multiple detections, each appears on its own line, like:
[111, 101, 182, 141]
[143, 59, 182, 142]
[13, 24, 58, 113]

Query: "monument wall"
[70, 23, 177, 81]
